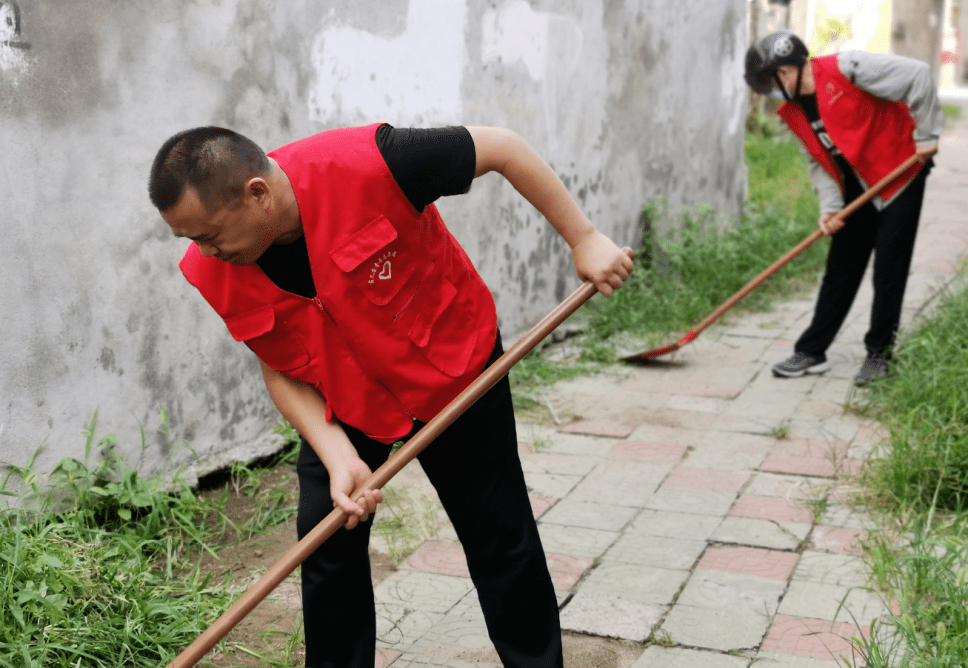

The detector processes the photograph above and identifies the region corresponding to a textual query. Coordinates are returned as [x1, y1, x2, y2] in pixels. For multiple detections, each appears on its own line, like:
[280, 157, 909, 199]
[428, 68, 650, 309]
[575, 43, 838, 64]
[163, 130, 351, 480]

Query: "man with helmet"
[744, 30, 944, 383]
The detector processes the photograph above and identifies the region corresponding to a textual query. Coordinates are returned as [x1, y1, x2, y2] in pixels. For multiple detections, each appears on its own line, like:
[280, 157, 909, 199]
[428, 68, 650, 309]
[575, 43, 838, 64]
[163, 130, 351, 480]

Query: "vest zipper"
[312, 294, 418, 421]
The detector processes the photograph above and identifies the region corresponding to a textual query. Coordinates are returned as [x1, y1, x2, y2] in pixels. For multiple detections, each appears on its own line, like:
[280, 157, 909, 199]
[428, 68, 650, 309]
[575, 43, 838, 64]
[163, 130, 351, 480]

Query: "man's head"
[149, 127, 287, 265]
[744, 30, 809, 99]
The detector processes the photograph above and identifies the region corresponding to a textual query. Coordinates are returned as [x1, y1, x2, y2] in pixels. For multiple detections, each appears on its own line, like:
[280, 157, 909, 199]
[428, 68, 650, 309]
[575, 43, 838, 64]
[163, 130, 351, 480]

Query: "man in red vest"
[745, 31, 943, 383]
[148, 124, 633, 668]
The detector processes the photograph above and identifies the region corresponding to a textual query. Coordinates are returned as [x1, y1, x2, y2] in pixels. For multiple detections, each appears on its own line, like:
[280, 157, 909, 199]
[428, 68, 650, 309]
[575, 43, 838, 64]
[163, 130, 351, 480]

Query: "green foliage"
[848, 274, 968, 665]
[858, 284, 968, 514]
[0, 415, 236, 667]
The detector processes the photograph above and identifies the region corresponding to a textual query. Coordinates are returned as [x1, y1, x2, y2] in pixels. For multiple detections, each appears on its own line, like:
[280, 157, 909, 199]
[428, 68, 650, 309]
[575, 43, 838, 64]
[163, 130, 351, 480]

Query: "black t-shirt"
[255, 125, 476, 298]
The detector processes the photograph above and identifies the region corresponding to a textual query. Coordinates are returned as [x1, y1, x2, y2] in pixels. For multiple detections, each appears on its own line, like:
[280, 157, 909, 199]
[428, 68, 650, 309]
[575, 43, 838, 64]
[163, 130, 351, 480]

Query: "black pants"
[295, 334, 563, 668]
[795, 163, 931, 359]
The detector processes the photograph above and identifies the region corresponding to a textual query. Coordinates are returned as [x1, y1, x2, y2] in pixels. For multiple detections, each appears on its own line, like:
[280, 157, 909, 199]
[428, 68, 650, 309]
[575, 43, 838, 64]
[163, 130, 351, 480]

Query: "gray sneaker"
[854, 354, 889, 384]
[772, 352, 831, 378]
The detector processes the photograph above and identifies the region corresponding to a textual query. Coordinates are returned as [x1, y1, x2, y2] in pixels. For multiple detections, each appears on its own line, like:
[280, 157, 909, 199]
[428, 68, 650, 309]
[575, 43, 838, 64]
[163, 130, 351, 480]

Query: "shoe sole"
[772, 361, 831, 378]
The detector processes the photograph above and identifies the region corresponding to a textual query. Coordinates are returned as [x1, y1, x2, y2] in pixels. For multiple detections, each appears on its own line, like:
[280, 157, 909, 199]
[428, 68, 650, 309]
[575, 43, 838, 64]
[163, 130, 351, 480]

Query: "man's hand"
[818, 213, 845, 237]
[572, 231, 634, 297]
[915, 143, 938, 163]
[329, 455, 384, 530]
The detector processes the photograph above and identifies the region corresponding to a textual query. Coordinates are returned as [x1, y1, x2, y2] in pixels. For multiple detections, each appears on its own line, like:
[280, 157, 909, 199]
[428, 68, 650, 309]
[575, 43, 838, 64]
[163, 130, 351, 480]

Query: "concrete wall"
[0, 0, 747, 483]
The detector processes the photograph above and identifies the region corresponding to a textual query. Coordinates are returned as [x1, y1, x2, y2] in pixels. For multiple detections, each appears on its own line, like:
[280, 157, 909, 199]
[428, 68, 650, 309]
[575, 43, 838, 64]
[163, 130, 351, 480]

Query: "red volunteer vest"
[776, 54, 919, 202]
[180, 124, 498, 443]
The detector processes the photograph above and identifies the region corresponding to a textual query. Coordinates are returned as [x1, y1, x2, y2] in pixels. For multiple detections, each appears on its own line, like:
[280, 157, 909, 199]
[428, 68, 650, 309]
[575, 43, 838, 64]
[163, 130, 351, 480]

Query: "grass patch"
[846, 274, 968, 665]
[0, 415, 303, 667]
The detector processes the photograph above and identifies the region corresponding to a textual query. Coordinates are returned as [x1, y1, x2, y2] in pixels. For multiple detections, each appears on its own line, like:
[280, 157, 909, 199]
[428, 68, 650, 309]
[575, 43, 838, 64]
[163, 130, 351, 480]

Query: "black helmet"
[744, 30, 809, 94]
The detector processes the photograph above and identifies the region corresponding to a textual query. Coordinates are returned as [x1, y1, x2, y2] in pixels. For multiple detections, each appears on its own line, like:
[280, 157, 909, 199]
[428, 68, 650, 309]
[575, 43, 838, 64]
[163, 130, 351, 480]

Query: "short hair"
[148, 127, 270, 212]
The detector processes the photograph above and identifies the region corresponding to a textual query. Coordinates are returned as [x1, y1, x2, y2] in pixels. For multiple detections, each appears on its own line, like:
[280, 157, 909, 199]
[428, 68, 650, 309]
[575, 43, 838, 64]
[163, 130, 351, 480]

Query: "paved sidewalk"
[369, 102, 968, 668]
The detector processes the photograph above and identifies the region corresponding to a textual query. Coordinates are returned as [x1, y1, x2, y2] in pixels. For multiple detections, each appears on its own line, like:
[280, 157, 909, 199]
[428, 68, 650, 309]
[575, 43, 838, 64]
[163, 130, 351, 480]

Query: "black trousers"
[795, 163, 931, 359]
[295, 333, 563, 668]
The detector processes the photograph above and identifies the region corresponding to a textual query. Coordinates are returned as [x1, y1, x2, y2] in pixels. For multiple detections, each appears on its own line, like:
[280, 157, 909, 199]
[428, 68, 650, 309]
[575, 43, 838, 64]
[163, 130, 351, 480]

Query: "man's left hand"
[916, 143, 939, 163]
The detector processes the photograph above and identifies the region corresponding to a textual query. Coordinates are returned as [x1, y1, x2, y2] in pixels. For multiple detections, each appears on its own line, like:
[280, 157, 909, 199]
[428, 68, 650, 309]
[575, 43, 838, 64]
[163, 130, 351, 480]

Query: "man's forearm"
[259, 358, 357, 469]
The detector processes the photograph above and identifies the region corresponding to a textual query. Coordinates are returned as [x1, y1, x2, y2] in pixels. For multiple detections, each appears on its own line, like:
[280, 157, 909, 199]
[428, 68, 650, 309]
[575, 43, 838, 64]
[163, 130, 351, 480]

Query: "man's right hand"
[329, 456, 384, 530]
[818, 213, 845, 236]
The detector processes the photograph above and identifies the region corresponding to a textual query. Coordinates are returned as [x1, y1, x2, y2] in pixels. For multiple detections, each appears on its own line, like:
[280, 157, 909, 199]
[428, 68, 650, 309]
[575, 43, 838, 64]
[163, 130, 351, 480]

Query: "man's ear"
[245, 177, 272, 208]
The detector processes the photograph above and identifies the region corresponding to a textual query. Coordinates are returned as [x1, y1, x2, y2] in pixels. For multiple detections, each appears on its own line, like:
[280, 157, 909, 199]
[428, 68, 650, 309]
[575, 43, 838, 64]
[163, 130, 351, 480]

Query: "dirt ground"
[187, 432, 644, 668]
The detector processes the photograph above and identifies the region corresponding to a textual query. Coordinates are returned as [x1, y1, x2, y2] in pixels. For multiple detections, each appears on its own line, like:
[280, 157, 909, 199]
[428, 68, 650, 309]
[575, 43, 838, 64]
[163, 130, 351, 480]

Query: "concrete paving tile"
[744, 472, 832, 502]
[559, 592, 664, 642]
[567, 461, 668, 506]
[579, 560, 690, 605]
[721, 395, 803, 423]
[819, 503, 876, 531]
[810, 525, 867, 556]
[711, 516, 809, 550]
[792, 551, 868, 587]
[546, 553, 594, 591]
[730, 494, 815, 524]
[807, 377, 854, 405]
[409, 609, 497, 658]
[377, 604, 446, 651]
[608, 440, 688, 464]
[631, 646, 750, 668]
[375, 648, 402, 668]
[761, 614, 868, 662]
[646, 485, 738, 516]
[664, 467, 750, 493]
[529, 495, 555, 519]
[522, 471, 583, 498]
[784, 417, 860, 443]
[518, 447, 600, 476]
[628, 509, 723, 541]
[698, 545, 799, 581]
[778, 580, 888, 626]
[400, 541, 470, 578]
[538, 432, 622, 456]
[754, 651, 844, 667]
[675, 569, 785, 615]
[796, 399, 849, 420]
[661, 603, 770, 651]
[389, 653, 500, 668]
[667, 395, 727, 413]
[625, 423, 706, 446]
[759, 453, 839, 478]
[539, 498, 639, 532]
[688, 431, 775, 471]
[374, 571, 474, 615]
[604, 532, 707, 570]
[536, 523, 619, 559]
[558, 421, 633, 438]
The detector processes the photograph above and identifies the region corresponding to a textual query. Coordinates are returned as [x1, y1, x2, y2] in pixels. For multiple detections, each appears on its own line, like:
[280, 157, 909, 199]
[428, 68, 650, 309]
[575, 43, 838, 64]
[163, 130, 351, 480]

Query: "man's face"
[162, 185, 276, 266]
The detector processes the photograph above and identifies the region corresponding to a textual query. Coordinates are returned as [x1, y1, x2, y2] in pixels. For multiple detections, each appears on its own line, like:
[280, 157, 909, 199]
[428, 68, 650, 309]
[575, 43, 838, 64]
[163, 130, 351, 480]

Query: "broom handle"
[167, 280, 599, 668]
[688, 154, 921, 337]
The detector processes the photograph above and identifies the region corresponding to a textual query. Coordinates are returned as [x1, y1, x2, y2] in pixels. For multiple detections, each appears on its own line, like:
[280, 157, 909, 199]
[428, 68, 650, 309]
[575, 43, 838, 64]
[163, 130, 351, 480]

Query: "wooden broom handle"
[166, 280, 599, 668]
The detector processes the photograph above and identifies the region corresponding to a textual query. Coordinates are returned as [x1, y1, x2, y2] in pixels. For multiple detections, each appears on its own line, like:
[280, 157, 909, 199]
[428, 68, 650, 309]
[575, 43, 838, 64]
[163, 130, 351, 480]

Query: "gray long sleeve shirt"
[805, 51, 944, 213]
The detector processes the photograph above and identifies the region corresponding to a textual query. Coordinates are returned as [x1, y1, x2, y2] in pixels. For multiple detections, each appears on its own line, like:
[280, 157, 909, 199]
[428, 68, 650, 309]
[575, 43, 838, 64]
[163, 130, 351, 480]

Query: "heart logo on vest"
[378, 261, 392, 280]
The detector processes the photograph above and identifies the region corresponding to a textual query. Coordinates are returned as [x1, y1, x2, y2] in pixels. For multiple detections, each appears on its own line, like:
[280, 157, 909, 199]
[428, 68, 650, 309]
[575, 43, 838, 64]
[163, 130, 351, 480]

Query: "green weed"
[0, 415, 237, 667]
[846, 273, 968, 665]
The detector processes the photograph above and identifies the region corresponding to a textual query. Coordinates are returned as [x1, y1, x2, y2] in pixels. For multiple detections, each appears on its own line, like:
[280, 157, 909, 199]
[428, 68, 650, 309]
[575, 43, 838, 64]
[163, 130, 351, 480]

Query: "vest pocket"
[225, 305, 311, 371]
[330, 215, 416, 306]
[408, 278, 478, 378]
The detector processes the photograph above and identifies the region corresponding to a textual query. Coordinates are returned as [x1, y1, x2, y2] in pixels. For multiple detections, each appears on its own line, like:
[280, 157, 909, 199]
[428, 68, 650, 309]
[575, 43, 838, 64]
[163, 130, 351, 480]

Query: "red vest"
[180, 124, 498, 443]
[776, 54, 919, 201]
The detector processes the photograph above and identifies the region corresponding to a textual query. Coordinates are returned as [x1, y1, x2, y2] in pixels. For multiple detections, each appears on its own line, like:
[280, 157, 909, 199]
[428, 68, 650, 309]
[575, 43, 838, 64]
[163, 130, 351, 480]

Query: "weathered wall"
[0, 0, 747, 482]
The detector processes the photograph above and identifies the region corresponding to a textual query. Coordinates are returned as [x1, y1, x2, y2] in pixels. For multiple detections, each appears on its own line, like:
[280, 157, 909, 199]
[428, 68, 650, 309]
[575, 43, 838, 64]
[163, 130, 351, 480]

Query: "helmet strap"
[793, 63, 805, 99]
[773, 72, 792, 102]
